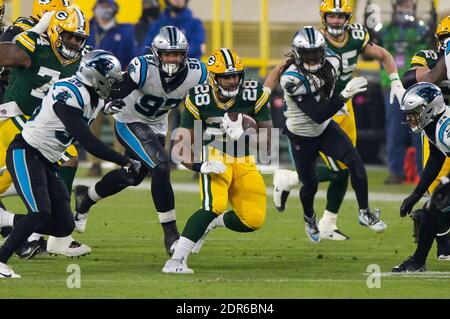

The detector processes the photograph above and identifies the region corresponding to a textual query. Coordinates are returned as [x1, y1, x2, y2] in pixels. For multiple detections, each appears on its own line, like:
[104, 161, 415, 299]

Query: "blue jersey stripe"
[137, 56, 148, 89]
[199, 62, 207, 84]
[54, 82, 84, 109]
[438, 118, 450, 150]
[115, 121, 156, 168]
[283, 71, 311, 94]
[12, 149, 38, 212]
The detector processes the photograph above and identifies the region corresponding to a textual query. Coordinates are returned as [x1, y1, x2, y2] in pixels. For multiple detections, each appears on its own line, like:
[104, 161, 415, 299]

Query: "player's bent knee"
[244, 212, 266, 230]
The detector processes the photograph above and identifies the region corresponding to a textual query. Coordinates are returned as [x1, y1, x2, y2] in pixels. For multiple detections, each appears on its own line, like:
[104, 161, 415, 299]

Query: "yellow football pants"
[319, 99, 356, 171]
[422, 137, 450, 194]
[199, 147, 267, 230]
[0, 116, 78, 195]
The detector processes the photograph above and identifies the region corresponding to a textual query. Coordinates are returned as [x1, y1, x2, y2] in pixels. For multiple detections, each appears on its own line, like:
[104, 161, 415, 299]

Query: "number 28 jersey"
[114, 53, 207, 135]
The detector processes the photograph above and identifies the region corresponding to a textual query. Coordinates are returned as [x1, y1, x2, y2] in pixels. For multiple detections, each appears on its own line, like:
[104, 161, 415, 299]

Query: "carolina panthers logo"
[417, 86, 442, 103]
[54, 90, 71, 103]
[86, 57, 115, 76]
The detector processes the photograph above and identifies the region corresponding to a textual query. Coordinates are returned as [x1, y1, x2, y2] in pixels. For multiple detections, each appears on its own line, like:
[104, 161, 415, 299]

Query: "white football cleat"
[74, 213, 88, 233]
[47, 236, 91, 258]
[162, 258, 193, 274]
[358, 208, 387, 233]
[319, 229, 350, 241]
[437, 254, 450, 261]
[0, 263, 21, 278]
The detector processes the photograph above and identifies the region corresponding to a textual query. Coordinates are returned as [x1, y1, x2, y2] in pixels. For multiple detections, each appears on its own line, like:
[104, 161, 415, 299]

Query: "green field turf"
[0, 170, 448, 299]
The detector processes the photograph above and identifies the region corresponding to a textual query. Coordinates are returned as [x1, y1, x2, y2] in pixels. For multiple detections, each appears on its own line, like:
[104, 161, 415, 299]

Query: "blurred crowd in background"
[0, 0, 444, 185]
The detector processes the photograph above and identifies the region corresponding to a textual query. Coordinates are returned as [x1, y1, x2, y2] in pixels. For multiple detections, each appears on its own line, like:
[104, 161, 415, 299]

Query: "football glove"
[103, 99, 125, 115]
[200, 161, 226, 175]
[222, 113, 244, 141]
[389, 73, 406, 104]
[340, 77, 368, 100]
[28, 11, 55, 35]
[430, 175, 450, 211]
[120, 158, 142, 184]
[400, 192, 422, 217]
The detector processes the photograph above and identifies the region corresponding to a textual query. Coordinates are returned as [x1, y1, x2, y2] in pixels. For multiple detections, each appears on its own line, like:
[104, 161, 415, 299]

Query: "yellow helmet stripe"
[220, 48, 234, 69]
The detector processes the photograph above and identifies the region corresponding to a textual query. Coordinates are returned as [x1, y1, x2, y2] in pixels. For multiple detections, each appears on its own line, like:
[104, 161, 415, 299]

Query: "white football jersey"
[280, 50, 341, 137]
[22, 76, 103, 163]
[426, 106, 450, 156]
[114, 53, 207, 135]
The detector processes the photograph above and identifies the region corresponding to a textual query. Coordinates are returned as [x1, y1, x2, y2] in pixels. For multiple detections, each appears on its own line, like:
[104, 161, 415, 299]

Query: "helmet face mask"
[324, 12, 351, 37]
[400, 83, 445, 133]
[57, 30, 88, 60]
[207, 48, 245, 99]
[76, 50, 123, 99]
[151, 26, 188, 77]
[292, 26, 327, 73]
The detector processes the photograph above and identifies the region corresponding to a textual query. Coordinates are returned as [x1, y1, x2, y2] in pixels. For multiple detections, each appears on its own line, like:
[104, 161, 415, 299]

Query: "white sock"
[172, 236, 195, 262]
[214, 213, 226, 228]
[157, 209, 176, 223]
[27, 233, 42, 242]
[47, 235, 73, 250]
[0, 207, 14, 227]
[88, 186, 102, 202]
[288, 170, 300, 187]
[319, 210, 338, 231]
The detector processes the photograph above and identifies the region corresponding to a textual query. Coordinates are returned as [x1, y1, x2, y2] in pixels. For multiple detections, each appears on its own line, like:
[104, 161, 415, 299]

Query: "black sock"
[151, 163, 174, 212]
[0, 201, 12, 238]
[300, 186, 317, 219]
[181, 209, 217, 243]
[326, 170, 349, 213]
[413, 208, 439, 264]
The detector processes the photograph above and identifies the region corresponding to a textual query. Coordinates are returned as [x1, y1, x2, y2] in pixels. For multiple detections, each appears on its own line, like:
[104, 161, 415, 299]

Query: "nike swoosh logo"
[0, 272, 11, 278]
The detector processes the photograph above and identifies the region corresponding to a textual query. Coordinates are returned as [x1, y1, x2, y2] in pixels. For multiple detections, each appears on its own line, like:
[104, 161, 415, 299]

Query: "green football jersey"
[324, 23, 370, 94]
[181, 80, 271, 157]
[4, 30, 80, 116]
[410, 49, 450, 104]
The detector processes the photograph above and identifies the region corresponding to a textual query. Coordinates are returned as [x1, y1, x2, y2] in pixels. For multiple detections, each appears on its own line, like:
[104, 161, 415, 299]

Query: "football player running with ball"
[162, 48, 272, 274]
[272, 0, 401, 240]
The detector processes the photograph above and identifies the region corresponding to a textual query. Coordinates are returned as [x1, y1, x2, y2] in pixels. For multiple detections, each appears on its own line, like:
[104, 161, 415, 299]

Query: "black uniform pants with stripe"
[286, 121, 369, 219]
[93, 121, 174, 213]
[0, 137, 74, 263]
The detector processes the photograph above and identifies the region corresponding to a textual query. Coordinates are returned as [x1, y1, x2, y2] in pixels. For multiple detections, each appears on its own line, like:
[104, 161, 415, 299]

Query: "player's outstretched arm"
[364, 43, 404, 104]
[53, 102, 129, 167]
[0, 43, 31, 68]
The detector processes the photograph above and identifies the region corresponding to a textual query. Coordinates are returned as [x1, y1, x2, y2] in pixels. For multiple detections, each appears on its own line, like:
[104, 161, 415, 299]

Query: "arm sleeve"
[53, 102, 129, 166]
[295, 92, 346, 124]
[413, 142, 446, 196]
[402, 69, 418, 89]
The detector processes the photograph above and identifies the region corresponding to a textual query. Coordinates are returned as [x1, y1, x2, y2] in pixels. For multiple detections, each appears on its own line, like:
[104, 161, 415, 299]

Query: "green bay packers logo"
[56, 10, 69, 20]
[207, 55, 216, 66]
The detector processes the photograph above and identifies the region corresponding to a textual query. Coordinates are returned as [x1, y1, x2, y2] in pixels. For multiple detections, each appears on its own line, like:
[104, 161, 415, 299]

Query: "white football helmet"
[76, 50, 123, 99]
[400, 82, 445, 133]
[291, 26, 327, 73]
[152, 26, 189, 76]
